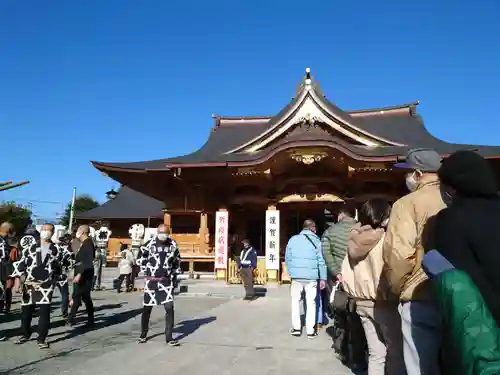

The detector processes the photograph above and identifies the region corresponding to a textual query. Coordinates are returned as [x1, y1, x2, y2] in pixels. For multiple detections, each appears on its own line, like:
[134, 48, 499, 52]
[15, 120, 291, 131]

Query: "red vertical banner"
[215, 211, 229, 269]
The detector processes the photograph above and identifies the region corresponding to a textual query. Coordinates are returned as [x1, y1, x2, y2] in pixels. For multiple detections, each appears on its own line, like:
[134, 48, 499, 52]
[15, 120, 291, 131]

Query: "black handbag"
[330, 282, 349, 313]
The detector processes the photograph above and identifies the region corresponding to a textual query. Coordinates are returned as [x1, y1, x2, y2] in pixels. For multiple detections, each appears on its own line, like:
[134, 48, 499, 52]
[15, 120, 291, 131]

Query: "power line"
[3, 198, 63, 205]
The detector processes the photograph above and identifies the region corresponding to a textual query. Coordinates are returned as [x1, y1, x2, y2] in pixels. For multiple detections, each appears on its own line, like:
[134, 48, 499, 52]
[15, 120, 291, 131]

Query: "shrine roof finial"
[304, 67, 312, 87]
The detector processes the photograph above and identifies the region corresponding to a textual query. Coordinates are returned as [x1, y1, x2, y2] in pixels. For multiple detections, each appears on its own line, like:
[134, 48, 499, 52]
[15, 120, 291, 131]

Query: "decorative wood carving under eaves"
[283, 119, 333, 140]
[232, 168, 271, 176]
[279, 193, 344, 203]
[289, 149, 328, 165]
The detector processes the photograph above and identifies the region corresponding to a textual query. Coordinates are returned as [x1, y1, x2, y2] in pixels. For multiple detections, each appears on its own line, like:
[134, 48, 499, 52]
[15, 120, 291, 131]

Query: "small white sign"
[265, 210, 280, 270]
[215, 211, 229, 269]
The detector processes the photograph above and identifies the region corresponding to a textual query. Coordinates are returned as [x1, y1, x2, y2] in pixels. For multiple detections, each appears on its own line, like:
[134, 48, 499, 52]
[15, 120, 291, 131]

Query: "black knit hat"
[438, 150, 498, 198]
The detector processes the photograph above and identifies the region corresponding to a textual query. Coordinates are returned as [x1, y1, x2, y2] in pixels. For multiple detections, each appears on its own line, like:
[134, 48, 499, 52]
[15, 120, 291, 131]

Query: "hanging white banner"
[215, 211, 229, 269]
[265, 210, 280, 270]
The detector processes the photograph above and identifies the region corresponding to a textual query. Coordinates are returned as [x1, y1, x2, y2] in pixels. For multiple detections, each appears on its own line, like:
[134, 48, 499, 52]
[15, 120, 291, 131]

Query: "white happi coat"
[11, 243, 68, 305]
[137, 237, 181, 306]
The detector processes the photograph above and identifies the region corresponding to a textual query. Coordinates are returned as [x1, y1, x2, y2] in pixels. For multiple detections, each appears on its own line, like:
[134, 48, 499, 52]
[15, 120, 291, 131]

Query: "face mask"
[157, 234, 168, 241]
[40, 230, 52, 240]
[405, 172, 419, 192]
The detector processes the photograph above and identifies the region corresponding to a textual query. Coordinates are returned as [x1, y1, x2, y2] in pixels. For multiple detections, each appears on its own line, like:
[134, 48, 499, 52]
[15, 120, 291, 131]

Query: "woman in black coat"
[435, 150, 500, 325]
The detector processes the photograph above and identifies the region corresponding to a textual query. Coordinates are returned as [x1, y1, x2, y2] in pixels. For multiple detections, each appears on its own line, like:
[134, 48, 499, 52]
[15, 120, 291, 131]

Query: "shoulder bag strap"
[303, 234, 317, 249]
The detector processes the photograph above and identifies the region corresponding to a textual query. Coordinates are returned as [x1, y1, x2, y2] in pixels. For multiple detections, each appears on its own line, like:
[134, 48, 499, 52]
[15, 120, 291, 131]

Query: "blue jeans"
[399, 301, 441, 375]
[316, 285, 326, 324]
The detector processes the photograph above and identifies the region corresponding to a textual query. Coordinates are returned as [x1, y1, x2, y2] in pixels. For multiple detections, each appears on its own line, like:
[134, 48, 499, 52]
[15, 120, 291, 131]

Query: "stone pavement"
[1, 286, 354, 375]
[99, 266, 289, 299]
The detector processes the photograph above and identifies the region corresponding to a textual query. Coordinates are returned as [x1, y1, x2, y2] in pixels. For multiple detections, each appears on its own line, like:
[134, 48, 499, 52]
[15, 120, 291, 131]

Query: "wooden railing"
[105, 237, 209, 262]
[182, 255, 215, 277]
[176, 241, 200, 255]
[227, 257, 267, 285]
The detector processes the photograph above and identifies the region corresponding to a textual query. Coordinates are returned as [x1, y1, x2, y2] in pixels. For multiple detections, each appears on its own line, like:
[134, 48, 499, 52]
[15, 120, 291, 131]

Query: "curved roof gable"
[224, 69, 405, 154]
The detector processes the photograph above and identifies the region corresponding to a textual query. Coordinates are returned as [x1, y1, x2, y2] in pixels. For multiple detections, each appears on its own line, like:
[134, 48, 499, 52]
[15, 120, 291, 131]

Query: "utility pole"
[68, 187, 77, 233]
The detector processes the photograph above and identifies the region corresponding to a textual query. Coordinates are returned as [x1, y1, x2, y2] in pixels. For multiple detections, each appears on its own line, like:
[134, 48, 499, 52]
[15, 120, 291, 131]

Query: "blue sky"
[1, 0, 499, 219]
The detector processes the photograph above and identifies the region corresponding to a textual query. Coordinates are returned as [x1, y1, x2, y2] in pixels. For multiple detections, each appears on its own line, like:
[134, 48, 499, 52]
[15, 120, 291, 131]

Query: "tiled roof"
[91, 70, 500, 171]
[76, 186, 164, 219]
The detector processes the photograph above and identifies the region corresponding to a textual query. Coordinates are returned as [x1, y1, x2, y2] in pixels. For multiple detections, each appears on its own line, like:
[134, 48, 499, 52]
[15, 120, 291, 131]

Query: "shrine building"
[76, 186, 165, 261]
[88, 68, 500, 283]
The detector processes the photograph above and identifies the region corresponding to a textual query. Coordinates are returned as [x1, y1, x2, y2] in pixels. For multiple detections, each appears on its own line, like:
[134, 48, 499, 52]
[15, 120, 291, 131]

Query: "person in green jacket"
[321, 206, 357, 282]
[322, 207, 366, 371]
[423, 250, 500, 375]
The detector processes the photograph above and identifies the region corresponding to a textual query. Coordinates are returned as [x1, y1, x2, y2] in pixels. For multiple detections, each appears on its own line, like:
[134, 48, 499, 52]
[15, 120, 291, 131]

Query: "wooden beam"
[163, 211, 171, 232]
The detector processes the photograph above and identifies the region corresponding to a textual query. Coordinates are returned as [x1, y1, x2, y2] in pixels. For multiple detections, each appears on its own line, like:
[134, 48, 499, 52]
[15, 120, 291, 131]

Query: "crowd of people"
[2, 147, 500, 373]
[284, 148, 500, 375]
[0, 223, 182, 348]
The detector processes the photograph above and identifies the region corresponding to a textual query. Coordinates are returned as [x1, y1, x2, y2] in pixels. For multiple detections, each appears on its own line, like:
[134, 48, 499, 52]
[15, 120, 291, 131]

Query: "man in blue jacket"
[285, 219, 327, 338]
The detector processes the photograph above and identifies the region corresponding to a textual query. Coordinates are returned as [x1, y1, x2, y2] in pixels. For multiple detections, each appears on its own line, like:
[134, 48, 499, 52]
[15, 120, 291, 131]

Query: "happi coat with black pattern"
[0, 236, 9, 303]
[137, 237, 181, 306]
[56, 244, 75, 286]
[11, 243, 69, 305]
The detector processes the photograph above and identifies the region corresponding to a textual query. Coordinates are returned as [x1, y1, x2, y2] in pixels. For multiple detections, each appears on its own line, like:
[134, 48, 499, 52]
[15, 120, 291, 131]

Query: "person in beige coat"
[116, 243, 135, 293]
[342, 199, 406, 375]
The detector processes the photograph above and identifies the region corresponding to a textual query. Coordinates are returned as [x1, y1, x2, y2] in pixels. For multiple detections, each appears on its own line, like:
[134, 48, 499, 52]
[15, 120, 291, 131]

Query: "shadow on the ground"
[255, 287, 267, 297]
[47, 307, 143, 345]
[149, 316, 217, 341]
[324, 325, 368, 375]
[1, 303, 126, 341]
[0, 309, 22, 323]
[0, 346, 81, 374]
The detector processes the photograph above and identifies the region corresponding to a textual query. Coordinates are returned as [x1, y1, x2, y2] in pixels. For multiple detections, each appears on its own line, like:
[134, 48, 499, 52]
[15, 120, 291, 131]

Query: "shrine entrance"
[280, 205, 327, 238]
[224, 198, 348, 285]
[280, 202, 343, 238]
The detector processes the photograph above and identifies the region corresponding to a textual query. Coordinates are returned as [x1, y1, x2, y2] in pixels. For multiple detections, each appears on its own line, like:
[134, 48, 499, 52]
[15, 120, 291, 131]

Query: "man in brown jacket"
[383, 148, 446, 375]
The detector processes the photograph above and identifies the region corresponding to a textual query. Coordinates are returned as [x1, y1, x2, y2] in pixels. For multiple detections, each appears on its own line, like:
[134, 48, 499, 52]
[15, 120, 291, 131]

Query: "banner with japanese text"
[265, 210, 280, 270]
[215, 211, 229, 269]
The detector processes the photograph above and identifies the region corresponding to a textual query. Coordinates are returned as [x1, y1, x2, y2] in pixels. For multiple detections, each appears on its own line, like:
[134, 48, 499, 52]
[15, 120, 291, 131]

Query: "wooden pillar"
[265, 204, 280, 282]
[214, 208, 228, 281]
[163, 211, 171, 233]
[198, 212, 209, 254]
[280, 210, 290, 283]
